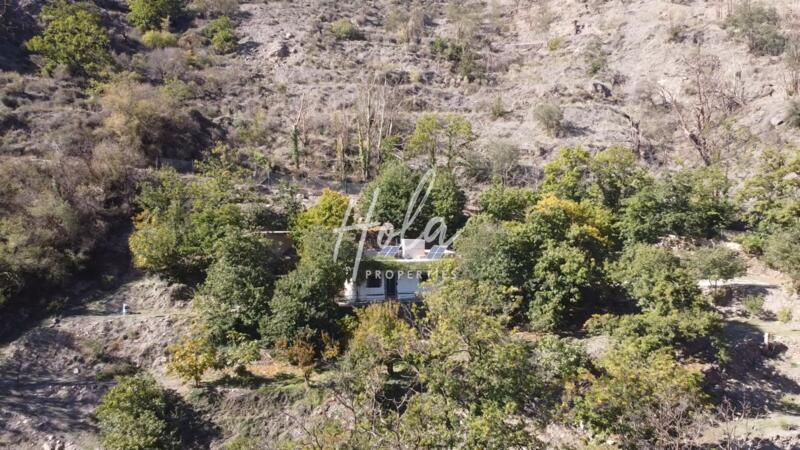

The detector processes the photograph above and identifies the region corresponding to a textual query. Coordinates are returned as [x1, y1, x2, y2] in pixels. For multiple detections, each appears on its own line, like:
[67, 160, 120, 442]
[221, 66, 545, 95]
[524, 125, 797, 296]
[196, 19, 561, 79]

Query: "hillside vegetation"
[1, 0, 799, 449]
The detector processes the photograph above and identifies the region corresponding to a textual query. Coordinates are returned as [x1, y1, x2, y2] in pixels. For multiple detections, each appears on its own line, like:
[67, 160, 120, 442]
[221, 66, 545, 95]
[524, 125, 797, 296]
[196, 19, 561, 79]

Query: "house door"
[385, 277, 397, 299]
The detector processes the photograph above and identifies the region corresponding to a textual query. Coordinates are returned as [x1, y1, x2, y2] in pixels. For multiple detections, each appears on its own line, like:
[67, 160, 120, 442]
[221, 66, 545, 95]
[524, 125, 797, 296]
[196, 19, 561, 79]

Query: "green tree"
[26, 0, 112, 78]
[406, 113, 440, 166]
[260, 227, 355, 349]
[95, 375, 182, 450]
[129, 169, 246, 280]
[478, 181, 538, 222]
[291, 188, 350, 237]
[618, 165, 732, 243]
[764, 226, 800, 291]
[346, 302, 416, 376]
[128, 0, 183, 30]
[737, 148, 800, 233]
[589, 145, 648, 211]
[527, 241, 594, 331]
[196, 230, 279, 344]
[427, 168, 467, 232]
[573, 344, 705, 447]
[442, 113, 473, 168]
[688, 246, 747, 292]
[609, 243, 702, 312]
[540, 146, 592, 202]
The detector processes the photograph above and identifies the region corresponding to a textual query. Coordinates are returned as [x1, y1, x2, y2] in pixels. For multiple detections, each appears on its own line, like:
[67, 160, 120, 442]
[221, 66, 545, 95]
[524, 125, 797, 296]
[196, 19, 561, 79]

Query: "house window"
[366, 273, 382, 288]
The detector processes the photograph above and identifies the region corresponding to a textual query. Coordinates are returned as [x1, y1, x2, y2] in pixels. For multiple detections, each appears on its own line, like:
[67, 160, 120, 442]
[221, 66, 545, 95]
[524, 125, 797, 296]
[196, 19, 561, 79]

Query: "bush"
[430, 36, 484, 81]
[736, 233, 764, 255]
[204, 16, 238, 53]
[724, 2, 785, 56]
[95, 375, 182, 450]
[142, 29, 178, 48]
[330, 18, 363, 40]
[743, 295, 765, 318]
[291, 189, 351, 238]
[25, 0, 112, 78]
[786, 100, 800, 128]
[128, 0, 183, 30]
[534, 102, 563, 137]
[547, 36, 562, 51]
[100, 78, 200, 161]
[777, 307, 793, 323]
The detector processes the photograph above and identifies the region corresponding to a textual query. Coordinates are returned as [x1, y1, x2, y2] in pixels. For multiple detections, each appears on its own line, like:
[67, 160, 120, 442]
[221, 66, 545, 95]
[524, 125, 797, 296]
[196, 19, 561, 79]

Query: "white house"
[342, 239, 452, 305]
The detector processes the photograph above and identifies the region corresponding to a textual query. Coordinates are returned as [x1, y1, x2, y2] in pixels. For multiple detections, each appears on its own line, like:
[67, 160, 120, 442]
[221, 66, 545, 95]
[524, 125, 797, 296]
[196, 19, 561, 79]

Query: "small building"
[342, 239, 452, 305]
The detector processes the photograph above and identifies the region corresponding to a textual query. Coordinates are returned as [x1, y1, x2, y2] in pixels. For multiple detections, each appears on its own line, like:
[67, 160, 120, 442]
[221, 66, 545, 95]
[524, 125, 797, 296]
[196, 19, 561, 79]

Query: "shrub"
[584, 40, 609, 76]
[777, 307, 793, 323]
[490, 96, 506, 119]
[786, 100, 800, 128]
[204, 16, 237, 53]
[95, 374, 182, 450]
[167, 335, 216, 386]
[487, 141, 520, 183]
[430, 36, 484, 81]
[128, 0, 183, 30]
[534, 102, 563, 137]
[724, 2, 785, 56]
[25, 0, 112, 78]
[736, 233, 764, 255]
[547, 36, 562, 51]
[142, 29, 178, 48]
[100, 78, 199, 161]
[743, 295, 765, 318]
[330, 18, 363, 40]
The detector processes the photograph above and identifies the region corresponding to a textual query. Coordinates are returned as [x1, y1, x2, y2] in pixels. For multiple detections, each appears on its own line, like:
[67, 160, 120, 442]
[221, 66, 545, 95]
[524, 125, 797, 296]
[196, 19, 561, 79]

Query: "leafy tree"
[688, 246, 746, 291]
[426, 168, 467, 232]
[128, 0, 183, 30]
[95, 375, 182, 450]
[26, 0, 112, 78]
[406, 113, 439, 166]
[737, 148, 800, 233]
[453, 215, 534, 290]
[167, 335, 216, 386]
[527, 241, 594, 331]
[442, 113, 474, 168]
[478, 182, 538, 222]
[609, 244, 702, 312]
[724, 1, 786, 56]
[357, 162, 466, 236]
[589, 145, 648, 211]
[260, 227, 355, 349]
[346, 302, 415, 376]
[588, 309, 723, 356]
[196, 230, 279, 344]
[291, 188, 350, 237]
[618, 165, 732, 243]
[573, 345, 705, 447]
[540, 146, 592, 201]
[764, 226, 800, 291]
[357, 162, 419, 232]
[129, 169, 246, 280]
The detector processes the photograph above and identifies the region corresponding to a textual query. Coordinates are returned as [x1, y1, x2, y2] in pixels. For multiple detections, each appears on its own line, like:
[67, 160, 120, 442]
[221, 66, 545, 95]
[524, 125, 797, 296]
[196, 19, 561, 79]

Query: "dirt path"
[0, 274, 194, 450]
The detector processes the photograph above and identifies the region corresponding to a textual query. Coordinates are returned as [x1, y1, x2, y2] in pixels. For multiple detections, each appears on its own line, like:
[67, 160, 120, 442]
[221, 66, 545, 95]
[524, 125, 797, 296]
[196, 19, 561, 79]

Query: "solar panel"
[426, 245, 448, 260]
[377, 245, 401, 257]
